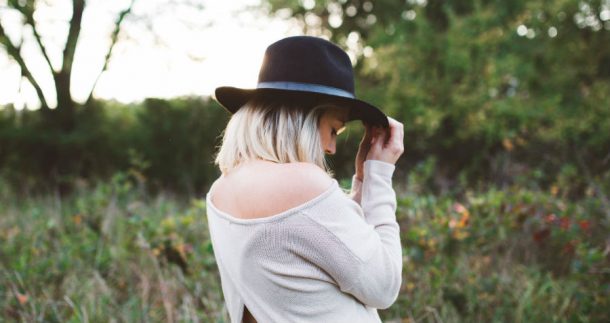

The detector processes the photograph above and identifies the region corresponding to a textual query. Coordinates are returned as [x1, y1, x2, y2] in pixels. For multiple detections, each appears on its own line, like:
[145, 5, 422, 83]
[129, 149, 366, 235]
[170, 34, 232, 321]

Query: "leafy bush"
[1, 172, 608, 321]
[0, 97, 227, 196]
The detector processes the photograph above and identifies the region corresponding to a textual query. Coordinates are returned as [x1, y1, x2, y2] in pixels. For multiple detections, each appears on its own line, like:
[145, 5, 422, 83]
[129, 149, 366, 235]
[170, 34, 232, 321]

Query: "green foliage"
[0, 173, 225, 322]
[265, 0, 610, 193]
[393, 181, 609, 322]
[1, 174, 607, 321]
[132, 98, 228, 194]
[0, 97, 228, 195]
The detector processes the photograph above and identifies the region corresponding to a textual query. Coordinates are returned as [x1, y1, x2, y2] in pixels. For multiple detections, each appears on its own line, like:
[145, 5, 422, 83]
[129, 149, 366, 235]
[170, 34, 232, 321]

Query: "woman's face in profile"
[319, 106, 349, 155]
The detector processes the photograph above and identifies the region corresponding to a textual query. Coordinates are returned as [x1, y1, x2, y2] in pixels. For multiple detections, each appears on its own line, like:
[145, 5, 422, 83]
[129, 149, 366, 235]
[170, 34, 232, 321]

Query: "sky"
[0, 0, 303, 109]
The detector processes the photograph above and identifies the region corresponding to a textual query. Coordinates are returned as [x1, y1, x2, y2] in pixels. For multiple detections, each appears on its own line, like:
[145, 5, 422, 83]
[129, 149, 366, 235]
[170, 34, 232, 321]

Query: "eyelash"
[332, 126, 346, 136]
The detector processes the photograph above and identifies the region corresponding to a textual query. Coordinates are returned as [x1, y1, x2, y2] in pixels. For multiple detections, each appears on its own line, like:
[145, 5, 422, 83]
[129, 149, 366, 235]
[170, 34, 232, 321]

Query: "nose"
[325, 142, 336, 155]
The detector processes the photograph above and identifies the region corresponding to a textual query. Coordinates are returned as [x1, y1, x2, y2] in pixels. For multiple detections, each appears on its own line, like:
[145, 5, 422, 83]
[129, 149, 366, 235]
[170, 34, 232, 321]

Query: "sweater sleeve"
[298, 159, 402, 309]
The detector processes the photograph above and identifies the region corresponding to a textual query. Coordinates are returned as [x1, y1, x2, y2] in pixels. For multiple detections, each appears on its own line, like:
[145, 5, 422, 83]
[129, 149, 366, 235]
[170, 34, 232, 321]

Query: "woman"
[206, 36, 404, 323]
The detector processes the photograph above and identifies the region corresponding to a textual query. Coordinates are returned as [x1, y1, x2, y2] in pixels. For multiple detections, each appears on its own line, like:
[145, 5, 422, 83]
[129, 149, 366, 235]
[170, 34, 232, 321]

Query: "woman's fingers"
[387, 117, 404, 154]
[370, 126, 387, 149]
[365, 117, 404, 164]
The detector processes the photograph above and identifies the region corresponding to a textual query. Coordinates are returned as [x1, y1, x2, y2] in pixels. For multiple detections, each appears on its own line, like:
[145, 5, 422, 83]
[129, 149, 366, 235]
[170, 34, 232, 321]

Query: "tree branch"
[0, 23, 50, 110]
[26, 12, 56, 73]
[86, 0, 135, 104]
[9, 1, 56, 74]
[61, 0, 85, 75]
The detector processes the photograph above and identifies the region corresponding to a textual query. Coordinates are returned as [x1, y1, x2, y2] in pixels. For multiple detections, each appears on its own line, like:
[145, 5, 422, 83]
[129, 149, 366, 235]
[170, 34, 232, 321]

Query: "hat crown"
[257, 36, 355, 94]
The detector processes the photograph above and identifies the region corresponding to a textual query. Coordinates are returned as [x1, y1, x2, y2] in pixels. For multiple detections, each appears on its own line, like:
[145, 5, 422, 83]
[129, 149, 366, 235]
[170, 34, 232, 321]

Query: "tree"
[264, 0, 610, 192]
[0, 0, 137, 131]
[0, 0, 214, 194]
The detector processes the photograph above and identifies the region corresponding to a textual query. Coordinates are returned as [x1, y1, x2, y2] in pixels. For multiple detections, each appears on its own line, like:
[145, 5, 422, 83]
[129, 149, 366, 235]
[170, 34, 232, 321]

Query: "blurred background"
[1, 0, 609, 321]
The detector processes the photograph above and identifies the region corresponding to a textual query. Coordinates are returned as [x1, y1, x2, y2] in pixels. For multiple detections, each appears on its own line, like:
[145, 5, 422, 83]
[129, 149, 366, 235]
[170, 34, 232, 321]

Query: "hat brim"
[214, 86, 389, 128]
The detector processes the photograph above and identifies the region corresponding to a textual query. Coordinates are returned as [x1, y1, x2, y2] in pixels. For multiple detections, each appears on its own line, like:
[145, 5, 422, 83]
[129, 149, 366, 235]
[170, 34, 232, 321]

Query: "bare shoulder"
[211, 161, 334, 219]
[278, 162, 334, 197]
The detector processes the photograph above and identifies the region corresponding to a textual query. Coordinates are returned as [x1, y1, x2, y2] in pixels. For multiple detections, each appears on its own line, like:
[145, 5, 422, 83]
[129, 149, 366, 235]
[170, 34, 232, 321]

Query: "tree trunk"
[53, 71, 76, 131]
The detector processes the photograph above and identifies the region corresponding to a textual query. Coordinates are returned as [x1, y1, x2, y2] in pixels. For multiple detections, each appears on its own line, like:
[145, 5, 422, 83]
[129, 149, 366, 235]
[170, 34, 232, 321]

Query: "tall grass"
[1, 174, 225, 322]
[1, 171, 608, 322]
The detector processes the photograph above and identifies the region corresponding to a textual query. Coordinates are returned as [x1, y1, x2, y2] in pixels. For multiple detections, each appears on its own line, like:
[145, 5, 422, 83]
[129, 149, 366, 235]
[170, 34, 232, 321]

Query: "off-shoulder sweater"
[205, 159, 402, 323]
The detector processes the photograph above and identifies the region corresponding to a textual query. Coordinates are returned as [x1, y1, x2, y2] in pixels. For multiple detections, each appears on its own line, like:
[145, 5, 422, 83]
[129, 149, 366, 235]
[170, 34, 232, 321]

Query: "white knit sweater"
[205, 160, 402, 323]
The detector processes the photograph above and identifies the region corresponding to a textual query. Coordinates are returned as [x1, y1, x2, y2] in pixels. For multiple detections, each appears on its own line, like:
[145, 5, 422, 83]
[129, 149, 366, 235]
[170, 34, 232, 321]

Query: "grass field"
[1, 172, 609, 322]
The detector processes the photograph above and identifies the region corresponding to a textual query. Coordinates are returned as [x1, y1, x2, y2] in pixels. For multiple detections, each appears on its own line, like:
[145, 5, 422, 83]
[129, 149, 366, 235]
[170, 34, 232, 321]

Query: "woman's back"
[208, 160, 335, 323]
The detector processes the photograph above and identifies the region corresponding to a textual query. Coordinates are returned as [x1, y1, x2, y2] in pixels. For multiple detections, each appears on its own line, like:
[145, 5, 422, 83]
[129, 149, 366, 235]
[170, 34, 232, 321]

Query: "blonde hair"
[213, 97, 335, 176]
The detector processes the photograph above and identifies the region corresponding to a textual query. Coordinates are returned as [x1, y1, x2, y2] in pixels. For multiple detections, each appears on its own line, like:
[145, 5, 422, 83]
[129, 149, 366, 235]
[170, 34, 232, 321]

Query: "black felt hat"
[214, 36, 389, 128]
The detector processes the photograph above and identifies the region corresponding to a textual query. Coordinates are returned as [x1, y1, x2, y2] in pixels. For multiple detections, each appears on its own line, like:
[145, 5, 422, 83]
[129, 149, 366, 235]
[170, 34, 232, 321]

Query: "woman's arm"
[294, 117, 404, 309]
[316, 117, 404, 308]
[296, 159, 402, 309]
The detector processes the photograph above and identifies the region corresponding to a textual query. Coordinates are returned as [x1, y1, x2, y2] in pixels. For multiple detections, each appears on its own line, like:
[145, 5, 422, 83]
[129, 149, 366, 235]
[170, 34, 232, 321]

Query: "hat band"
[257, 81, 355, 99]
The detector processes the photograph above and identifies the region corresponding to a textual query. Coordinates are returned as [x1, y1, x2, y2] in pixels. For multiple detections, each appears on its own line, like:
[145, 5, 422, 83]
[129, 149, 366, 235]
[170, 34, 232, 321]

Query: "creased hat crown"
[257, 36, 355, 95]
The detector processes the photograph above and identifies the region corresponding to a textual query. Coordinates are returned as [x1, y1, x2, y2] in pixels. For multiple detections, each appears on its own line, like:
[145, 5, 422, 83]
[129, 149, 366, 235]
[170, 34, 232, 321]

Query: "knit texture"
[205, 159, 402, 323]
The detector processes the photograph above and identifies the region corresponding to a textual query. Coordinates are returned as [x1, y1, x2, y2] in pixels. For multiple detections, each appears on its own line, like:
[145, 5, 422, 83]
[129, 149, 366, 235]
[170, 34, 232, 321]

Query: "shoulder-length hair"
[213, 96, 335, 176]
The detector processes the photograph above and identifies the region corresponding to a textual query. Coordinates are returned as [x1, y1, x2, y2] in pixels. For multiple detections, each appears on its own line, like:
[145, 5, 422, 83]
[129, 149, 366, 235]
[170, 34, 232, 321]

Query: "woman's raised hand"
[355, 117, 404, 181]
[366, 117, 404, 165]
